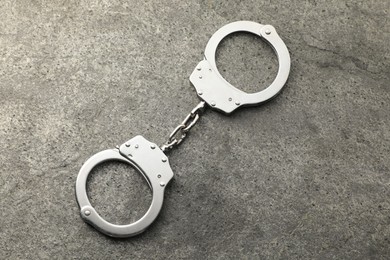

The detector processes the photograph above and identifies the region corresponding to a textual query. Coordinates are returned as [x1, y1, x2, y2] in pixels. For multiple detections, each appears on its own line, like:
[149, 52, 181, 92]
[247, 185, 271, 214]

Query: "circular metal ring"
[75, 149, 164, 237]
[190, 21, 291, 114]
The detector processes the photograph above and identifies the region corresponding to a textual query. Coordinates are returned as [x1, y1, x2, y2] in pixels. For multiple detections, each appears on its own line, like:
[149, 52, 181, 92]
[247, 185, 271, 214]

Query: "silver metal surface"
[190, 21, 291, 114]
[76, 135, 174, 238]
[161, 101, 206, 152]
[76, 21, 291, 238]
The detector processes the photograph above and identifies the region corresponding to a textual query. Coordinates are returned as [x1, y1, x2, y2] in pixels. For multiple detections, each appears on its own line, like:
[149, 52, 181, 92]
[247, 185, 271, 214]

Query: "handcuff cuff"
[75, 21, 291, 237]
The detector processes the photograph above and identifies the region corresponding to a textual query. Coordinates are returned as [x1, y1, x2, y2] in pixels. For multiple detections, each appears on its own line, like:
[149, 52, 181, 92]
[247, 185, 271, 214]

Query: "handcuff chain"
[161, 101, 206, 152]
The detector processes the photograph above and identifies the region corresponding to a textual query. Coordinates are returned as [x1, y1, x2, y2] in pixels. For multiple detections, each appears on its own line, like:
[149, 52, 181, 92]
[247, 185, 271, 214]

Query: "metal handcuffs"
[76, 21, 291, 237]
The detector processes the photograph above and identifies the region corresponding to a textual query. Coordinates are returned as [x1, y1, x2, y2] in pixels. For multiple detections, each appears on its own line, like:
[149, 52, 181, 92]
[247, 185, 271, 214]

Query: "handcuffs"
[76, 21, 291, 237]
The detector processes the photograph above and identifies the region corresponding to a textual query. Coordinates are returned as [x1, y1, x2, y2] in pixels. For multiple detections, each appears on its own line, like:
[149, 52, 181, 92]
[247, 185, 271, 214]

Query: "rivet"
[228, 97, 232, 101]
[265, 29, 271, 35]
[135, 144, 139, 148]
[211, 101, 216, 106]
[150, 144, 156, 149]
[125, 143, 130, 147]
[197, 66, 201, 71]
[115, 145, 119, 149]
[162, 158, 167, 162]
[157, 174, 161, 178]
[235, 101, 240, 105]
[160, 182, 166, 187]
[199, 75, 202, 79]
[198, 91, 203, 95]
[84, 210, 91, 216]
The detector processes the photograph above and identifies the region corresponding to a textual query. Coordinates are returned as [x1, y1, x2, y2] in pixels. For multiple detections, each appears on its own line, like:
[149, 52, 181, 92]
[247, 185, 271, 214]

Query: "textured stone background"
[0, 0, 389, 259]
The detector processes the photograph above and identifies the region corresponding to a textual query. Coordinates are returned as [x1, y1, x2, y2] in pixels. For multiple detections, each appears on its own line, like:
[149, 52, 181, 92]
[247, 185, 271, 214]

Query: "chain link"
[161, 101, 206, 152]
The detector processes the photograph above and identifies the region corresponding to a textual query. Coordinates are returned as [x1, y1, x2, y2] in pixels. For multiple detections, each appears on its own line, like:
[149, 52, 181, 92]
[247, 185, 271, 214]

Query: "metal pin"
[211, 101, 216, 106]
[160, 182, 166, 187]
[162, 158, 167, 162]
[199, 75, 202, 79]
[235, 101, 240, 105]
[150, 144, 156, 149]
[84, 210, 91, 216]
[125, 143, 130, 147]
[265, 29, 271, 35]
[135, 144, 139, 148]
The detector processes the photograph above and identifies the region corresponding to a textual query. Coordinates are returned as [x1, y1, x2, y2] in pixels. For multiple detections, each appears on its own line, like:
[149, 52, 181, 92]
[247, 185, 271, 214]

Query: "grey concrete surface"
[0, 0, 389, 259]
